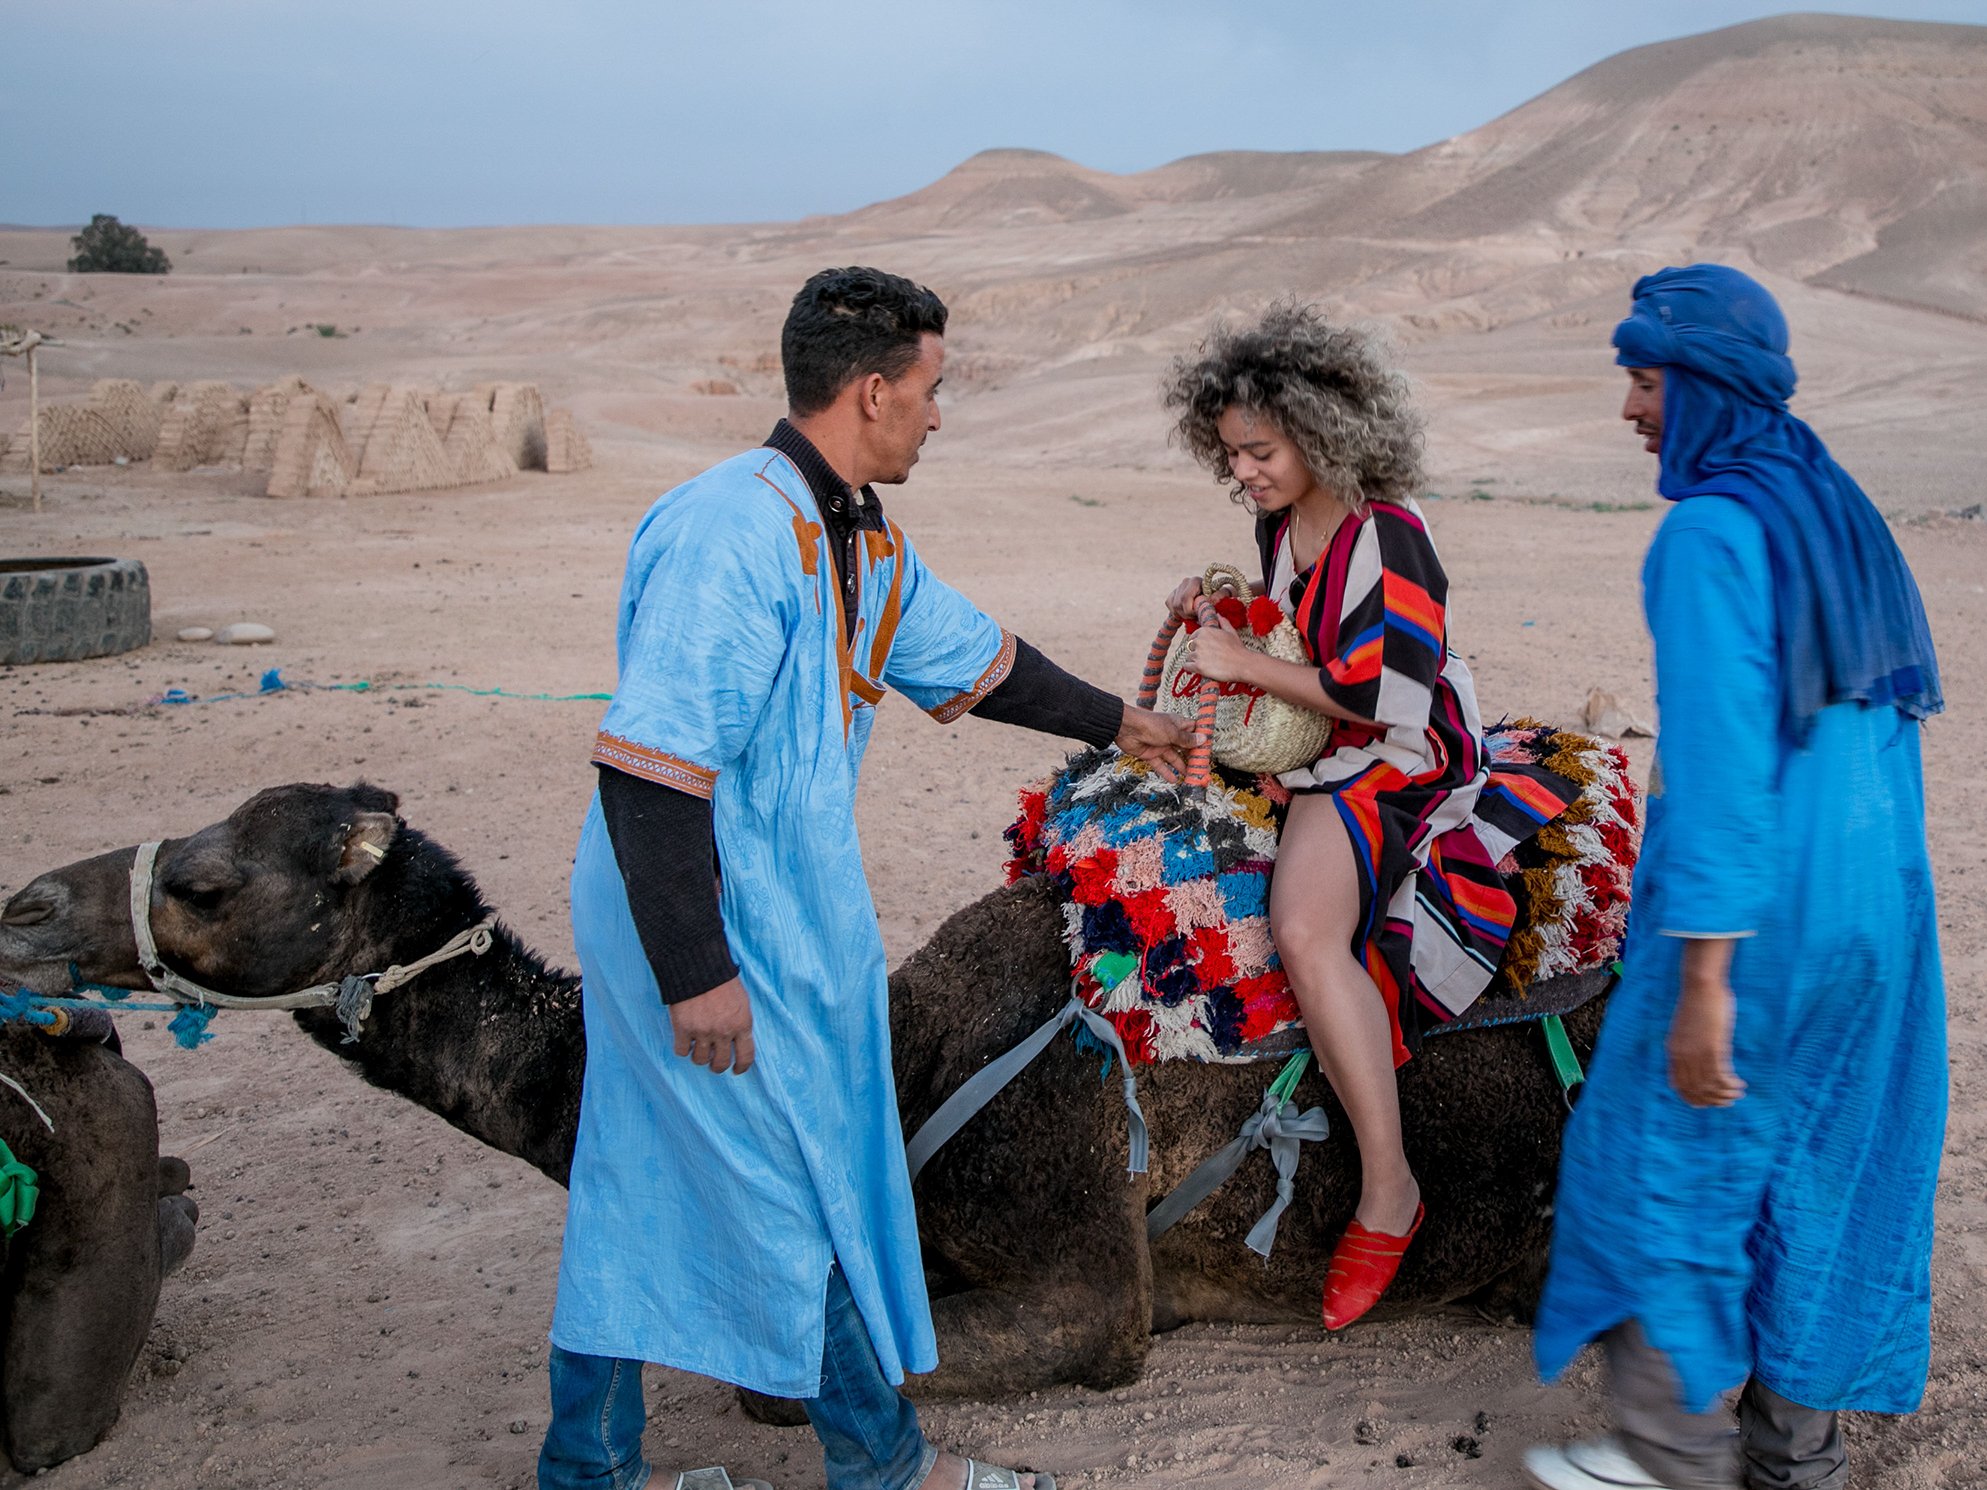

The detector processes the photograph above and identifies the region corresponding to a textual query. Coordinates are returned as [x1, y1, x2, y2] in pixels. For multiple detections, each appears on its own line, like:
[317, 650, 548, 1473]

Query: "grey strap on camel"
[1144, 1083, 1330, 1256]
[905, 994, 1148, 1185]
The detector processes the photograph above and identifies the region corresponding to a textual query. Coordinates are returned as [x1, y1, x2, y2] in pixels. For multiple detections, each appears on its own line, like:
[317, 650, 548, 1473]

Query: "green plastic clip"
[0, 1138, 38, 1240]
[1540, 1013, 1585, 1110]
[1266, 1049, 1311, 1107]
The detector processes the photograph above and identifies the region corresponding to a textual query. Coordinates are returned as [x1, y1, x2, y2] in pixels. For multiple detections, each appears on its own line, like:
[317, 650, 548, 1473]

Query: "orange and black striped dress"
[1256, 499, 1576, 1063]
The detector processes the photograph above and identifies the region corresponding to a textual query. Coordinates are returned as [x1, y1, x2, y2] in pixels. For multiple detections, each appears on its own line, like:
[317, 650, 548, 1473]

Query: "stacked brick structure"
[5, 376, 590, 496]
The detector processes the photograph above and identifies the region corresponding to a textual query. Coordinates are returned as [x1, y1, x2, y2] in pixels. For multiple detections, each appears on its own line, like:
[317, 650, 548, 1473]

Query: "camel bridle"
[127, 839, 496, 1038]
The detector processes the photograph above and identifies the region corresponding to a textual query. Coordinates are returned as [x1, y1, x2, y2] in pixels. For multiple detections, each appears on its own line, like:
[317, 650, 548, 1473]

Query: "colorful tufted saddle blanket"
[1003, 722, 1639, 1065]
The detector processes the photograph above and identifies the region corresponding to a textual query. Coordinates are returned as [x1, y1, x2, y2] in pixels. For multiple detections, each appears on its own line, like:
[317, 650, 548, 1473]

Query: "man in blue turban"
[1524, 266, 1947, 1490]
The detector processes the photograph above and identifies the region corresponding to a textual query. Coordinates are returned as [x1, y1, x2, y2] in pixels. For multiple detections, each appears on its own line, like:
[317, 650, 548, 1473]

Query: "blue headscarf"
[1613, 264, 1942, 740]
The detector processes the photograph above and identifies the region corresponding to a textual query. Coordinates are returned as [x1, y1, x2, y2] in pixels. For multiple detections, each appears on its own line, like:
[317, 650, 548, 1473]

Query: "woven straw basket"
[1140, 563, 1333, 779]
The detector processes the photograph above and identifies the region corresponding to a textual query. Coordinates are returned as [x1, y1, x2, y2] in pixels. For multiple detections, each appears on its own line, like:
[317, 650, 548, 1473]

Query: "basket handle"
[1201, 561, 1255, 603]
[1138, 604, 1219, 788]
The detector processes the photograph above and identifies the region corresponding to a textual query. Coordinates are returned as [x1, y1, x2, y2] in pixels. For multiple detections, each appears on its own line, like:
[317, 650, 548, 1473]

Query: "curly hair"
[1162, 302, 1423, 513]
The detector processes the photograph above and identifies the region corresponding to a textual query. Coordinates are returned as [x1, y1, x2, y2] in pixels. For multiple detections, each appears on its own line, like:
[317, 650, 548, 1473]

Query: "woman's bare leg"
[1270, 793, 1420, 1235]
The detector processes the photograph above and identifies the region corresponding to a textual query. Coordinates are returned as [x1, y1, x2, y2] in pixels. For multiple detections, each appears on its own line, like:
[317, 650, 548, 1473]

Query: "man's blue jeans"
[538, 1263, 935, 1490]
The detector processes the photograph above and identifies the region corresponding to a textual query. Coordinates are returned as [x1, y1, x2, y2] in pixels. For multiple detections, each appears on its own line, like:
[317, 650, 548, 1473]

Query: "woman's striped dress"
[1256, 499, 1577, 1063]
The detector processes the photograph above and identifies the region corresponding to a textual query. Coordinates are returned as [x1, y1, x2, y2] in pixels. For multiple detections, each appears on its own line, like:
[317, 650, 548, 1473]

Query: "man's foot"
[673, 1471, 773, 1490]
[1522, 1436, 1678, 1489]
[920, 1449, 1051, 1490]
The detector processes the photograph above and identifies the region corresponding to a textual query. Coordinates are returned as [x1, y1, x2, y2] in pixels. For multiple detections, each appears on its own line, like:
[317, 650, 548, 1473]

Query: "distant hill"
[845, 14, 1987, 330]
[853, 147, 1394, 228]
[1368, 12, 1987, 316]
[846, 150, 1140, 229]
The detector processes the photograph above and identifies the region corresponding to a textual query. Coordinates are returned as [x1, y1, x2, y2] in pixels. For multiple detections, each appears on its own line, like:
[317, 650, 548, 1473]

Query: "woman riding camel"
[1162, 304, 1576, 1330]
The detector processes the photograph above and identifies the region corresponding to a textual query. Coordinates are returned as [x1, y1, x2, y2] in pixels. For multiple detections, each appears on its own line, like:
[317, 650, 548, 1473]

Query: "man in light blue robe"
[540, 267, 1190, 1490]
[1525, 266, 1947, 1490]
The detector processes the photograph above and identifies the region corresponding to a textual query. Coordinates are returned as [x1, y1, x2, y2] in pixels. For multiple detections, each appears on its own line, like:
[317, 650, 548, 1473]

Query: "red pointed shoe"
[1321, 1203, 1425, 1331]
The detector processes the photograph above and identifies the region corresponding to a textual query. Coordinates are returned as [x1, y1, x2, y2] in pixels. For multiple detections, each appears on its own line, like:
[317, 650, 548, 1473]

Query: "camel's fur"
[0, 1019, 196, 1472]
[0, 782, 1599, 1426]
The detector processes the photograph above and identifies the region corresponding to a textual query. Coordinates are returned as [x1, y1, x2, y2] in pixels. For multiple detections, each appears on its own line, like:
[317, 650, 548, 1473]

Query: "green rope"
[1266, 1049, 1311, 1106]
[0, 1138, 37, 1239]
[316, 680, 613, 702]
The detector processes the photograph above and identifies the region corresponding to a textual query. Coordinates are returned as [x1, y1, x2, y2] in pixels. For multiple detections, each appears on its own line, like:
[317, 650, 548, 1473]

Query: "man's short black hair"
[781, 267, 948, 417]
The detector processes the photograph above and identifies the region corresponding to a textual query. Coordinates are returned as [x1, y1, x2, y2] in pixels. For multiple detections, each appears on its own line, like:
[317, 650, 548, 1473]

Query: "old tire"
[0, 557, 151, 665]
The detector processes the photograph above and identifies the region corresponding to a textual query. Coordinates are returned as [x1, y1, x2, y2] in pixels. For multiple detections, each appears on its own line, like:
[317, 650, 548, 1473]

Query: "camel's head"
[0, 783, 402, 1001]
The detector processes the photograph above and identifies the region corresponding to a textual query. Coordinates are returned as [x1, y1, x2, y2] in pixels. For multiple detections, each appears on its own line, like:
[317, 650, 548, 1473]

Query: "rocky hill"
[845, 13, 1987, 339]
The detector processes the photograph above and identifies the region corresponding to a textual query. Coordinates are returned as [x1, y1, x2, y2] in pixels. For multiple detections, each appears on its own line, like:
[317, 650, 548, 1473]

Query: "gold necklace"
[1293, 497, 1342, 568]
[1292, 504, 1317, 568]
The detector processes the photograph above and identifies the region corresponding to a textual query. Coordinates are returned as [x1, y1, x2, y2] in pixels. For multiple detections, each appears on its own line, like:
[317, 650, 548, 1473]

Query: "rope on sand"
[154, 667, 612, 707]
[11, 669, 612, 718]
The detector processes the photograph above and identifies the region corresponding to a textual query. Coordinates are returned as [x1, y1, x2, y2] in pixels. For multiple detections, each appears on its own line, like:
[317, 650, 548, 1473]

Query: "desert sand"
[2, 13, 1985, 1489]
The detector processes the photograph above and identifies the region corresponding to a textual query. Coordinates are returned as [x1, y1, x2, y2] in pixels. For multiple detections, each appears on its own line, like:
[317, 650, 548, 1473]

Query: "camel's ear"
[334, 812, 398, 885]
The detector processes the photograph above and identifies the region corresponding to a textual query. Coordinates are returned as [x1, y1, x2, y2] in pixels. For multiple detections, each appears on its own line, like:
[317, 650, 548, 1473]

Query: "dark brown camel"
[0, 782, 1600, 1419]
[0, 1009, 197, 1473]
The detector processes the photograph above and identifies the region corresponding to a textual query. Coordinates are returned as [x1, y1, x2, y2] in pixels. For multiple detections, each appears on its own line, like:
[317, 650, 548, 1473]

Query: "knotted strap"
[333, 918, 500, 1040]
[905, 994, 1148, 1184]
[1144, 1077, 1330, 1257]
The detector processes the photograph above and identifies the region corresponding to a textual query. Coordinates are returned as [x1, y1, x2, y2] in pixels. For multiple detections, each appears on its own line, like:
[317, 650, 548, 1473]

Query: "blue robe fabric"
[1533, 495, 1947, 1413]
[551, 446, 1016, 1397]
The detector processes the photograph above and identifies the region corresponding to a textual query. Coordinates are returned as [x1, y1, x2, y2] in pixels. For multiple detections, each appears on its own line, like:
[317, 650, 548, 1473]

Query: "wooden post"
[27, 342, 38, 513]
[3, 329, 49, 510]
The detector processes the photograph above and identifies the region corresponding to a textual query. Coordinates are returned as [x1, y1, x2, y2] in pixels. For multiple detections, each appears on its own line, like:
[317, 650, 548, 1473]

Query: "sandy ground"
[3, 23, 1986, 1475]
[3, 435, 1984, 1488]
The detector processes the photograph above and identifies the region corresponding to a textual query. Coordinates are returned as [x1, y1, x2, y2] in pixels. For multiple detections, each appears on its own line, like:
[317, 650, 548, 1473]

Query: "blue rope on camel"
[2, 978, 217, 1048]
[3, 841, 499, 1055]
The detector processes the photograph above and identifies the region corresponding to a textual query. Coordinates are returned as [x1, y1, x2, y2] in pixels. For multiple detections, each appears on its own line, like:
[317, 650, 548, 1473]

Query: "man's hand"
[669, 976, 755, 1075]
[1165, 573, 1205, 621]
[1116, 703, 1194, 782]
[1667, 939, 1744, 1107]
[1169, 570, 1245, 620]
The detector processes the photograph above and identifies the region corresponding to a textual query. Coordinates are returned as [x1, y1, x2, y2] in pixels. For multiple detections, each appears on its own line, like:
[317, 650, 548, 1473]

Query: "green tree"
[67, 214, 171, 274]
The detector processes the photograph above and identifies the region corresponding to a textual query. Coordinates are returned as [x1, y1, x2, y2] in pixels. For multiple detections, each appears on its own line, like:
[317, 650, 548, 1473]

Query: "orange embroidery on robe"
[863, 525, 898, 565]
[791, 512, 824, 577]
[590, 732, 718, 799]
[927, 629, 1018, 723]
[867, 522, 909, 680]
[822, 526, 859, 740]
[756, 452, 868, 737]
[849, 618, 885, 705]
[753, 464, 824, 580]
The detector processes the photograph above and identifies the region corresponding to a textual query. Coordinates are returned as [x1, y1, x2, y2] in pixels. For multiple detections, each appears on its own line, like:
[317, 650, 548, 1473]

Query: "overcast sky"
[4, 2, 1979, 229]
